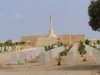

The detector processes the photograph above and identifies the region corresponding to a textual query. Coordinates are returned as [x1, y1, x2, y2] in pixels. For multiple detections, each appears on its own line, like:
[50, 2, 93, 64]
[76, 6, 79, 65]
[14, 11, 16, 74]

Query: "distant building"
[21, 15, 85, 47]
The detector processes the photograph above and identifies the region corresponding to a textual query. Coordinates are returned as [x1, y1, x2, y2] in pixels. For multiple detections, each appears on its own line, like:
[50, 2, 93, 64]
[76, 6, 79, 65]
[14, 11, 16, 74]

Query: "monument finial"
[48, 15, 57, 37]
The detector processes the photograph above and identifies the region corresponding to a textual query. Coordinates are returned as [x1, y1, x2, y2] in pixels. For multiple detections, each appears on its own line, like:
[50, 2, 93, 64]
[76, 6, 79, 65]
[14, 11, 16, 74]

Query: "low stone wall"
[0, 52, 12, 64]
[44, 51, 52, 63]
[11, 48, 44, 64]
[11, 51, 19, 64]
[0, 46, 75, 65]
[51, 46, 64, 58]
[39, 46, 64, 64]
[96, 45, 100, 48]
[67, 45, 76, 65]
[85, 45, 100, 65]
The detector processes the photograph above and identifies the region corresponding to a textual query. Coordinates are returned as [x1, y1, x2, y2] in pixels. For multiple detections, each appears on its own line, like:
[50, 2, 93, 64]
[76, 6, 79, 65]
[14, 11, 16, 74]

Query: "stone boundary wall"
[15, 48, 44, 64]
[39, 46, 66, 65]
[51, 46, 64, 58]
[85, 45, 100, 65]
[0, 52, 12, 64]
[67, 45, 77, 65]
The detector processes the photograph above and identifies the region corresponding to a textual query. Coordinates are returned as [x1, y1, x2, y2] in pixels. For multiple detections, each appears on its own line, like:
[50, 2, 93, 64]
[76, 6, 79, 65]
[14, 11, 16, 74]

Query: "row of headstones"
[40, 46, 76, 65]
[11, 48, 44, 64]
[91, 44, 100, 49]
[11, 46, 66, 65]
[39, 46, 65, 64]
[0, 45, 99, 65]
[96, 45, 100, 48]
[85, 45, 100, 65]
[67, 45, 77, 65]
[0, 46, 21, 52]
[10, 45, 76, 65]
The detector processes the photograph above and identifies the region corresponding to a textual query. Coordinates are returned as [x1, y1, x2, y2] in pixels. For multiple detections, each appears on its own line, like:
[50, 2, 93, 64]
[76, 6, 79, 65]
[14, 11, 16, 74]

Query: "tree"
[4, 40, 13, 52]
[88, 0, 100, 31]
[85, 39, 91, 45]
[11, 42, 16, 51]
[97, 40, 100, 45]
[4, 41, 8, 52]
[20, 41, 25, 50]
[0, 43, 3, 53]
[20, 41, 25, 47]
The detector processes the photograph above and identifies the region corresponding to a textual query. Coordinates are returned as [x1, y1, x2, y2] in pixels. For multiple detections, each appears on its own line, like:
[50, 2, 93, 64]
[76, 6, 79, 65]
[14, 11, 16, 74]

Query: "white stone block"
[39, 53, 45, 65]
[85, 45, 100, 65]
[25, 52, 32, 61]
[44, 51, 52, 63]
[67, 46, 75, 65]
[11, 51, 19, 64]
[19, 52, 25, 64]
[51, 46, 64, 58]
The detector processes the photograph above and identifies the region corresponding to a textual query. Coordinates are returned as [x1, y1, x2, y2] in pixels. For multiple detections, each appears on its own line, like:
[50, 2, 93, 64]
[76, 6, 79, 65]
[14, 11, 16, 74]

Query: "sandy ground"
[0, 62, 100, 75]
[0, 70, 99, 75]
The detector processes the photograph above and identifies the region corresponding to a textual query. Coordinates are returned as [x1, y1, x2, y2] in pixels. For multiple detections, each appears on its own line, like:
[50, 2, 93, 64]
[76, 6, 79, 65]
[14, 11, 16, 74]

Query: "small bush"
[97, 40, 100, 45]
[59, 45, 72, 56]
[59, 51, 67, 56]
[78, 41, 87, 57]
[56, 55, 62, 66]
[44, 44, 55, 51]
[44, 46, 48, 51]
[85, 39, 91, 45]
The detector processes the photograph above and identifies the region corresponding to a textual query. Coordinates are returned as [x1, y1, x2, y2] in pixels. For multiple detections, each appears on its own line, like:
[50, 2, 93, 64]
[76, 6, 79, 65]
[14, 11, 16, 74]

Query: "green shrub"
[56, 55, 62, 66]
[59, 51, 67, 56]
[44, 46, 48, 51]
[97, 40, 100, 45]
[78, 41, 87, 57]
[85, 39, 91, 45]
[44, 44, 55, 51]
[59, 45, 72, 56]
[57, 41, 64, 47]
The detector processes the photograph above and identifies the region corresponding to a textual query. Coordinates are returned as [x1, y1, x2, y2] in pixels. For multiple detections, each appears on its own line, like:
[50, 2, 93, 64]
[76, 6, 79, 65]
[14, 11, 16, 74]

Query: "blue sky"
[0, 0, 99, 41]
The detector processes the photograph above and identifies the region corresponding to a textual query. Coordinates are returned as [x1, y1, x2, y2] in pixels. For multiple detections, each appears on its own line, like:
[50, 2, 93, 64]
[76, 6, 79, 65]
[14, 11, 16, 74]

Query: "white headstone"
[67, 46, 75, 65]
[25, 51, 32, 61]
[39, 53, 45, 65]
[51, 46, 64, 58]
[19, 52, 25, 64]
[11, 51, 19, 64]
[44, 51, 51, 63]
